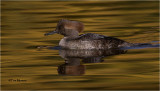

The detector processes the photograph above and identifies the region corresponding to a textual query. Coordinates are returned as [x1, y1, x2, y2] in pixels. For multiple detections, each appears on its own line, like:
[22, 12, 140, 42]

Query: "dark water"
[1, 1, 159, 90]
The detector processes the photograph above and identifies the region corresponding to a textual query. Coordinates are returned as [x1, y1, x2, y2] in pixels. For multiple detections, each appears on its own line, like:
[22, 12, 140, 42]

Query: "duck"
[44, 19, 149, 49]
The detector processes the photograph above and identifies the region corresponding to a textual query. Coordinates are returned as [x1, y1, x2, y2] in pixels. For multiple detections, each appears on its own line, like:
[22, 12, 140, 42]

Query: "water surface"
[1, 1, 159, 90]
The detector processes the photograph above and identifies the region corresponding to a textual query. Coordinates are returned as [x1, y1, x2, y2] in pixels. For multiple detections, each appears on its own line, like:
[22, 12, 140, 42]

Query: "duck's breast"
[59, 37, 67, 47]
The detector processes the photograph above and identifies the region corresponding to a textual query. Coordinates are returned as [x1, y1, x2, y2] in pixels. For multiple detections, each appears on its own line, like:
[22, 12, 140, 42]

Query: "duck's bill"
[44, 31, 57, 36]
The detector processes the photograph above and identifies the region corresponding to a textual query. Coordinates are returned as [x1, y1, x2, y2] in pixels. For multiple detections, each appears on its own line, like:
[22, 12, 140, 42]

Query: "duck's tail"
[131, 43, 152, 47]
[120, 42, 152, 48]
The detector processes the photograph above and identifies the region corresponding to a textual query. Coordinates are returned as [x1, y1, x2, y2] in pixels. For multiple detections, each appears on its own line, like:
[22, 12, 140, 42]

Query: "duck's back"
[62, 33, 132, 49]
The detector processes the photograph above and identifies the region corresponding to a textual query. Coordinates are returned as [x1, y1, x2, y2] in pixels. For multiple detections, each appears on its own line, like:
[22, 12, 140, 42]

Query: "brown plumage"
[57, 19, 84, 33]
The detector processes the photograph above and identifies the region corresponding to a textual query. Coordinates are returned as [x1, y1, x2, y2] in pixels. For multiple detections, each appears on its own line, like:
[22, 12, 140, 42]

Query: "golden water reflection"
[1, 1, 159, 90]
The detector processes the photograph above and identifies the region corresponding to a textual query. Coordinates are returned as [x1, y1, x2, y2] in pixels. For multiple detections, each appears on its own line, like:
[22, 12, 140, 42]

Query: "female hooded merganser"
[44, 19, 149, 49]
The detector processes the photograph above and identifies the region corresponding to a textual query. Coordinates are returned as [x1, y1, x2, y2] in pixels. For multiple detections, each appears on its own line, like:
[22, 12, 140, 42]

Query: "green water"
[1, 1, 159, 90]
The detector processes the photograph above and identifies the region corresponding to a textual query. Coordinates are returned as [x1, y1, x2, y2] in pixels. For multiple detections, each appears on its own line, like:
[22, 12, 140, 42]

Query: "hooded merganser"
[44, 19, 148, 49]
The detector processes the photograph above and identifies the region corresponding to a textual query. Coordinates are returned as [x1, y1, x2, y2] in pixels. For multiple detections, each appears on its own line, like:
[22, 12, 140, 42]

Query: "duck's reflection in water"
[58, 58, 85, 76]
[57, 49, 127, 76]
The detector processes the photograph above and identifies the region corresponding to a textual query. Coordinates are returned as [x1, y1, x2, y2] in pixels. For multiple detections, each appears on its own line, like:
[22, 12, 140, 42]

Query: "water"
[1, 1, 159, 90]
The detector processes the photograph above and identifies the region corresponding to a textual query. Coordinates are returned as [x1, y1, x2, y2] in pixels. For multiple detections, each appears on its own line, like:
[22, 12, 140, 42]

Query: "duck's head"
[44, 19, 84, 37]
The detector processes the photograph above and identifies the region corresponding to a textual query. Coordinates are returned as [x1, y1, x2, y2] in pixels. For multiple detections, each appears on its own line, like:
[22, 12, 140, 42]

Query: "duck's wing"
[76, 33, 106, 40]
[76, 33, 124, 42]
[75, 33, 131, 48]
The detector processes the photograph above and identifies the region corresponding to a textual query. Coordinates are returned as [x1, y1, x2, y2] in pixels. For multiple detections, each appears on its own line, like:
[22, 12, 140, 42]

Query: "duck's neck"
[64, 30, 79, 39]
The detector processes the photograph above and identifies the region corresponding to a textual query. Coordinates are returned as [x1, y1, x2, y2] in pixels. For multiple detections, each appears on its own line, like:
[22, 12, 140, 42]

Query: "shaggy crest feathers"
[58, 19, 84, 33]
